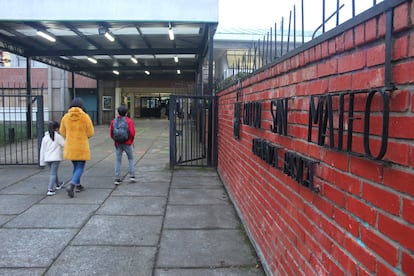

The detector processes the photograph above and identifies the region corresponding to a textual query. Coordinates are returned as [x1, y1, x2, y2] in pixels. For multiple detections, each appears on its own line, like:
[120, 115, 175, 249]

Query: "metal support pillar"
[26, 57, 32, 139]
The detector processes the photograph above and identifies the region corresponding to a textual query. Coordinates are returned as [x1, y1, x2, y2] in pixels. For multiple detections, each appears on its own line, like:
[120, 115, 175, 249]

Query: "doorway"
[140, 96, 169, 118]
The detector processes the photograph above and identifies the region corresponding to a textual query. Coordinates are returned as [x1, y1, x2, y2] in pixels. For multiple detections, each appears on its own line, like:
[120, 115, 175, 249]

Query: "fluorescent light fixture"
[104, 31, 115, 42]
[37, 30, 56, 42]
[113, 70, 119, 75]
[130, 56, 138, 64]
[99, 26, 115, 42]
[144, 70, 150, 75]
[168, 24, 174, 40]
[177, 69, 181, 74]
[174, 56, 179, 63]
[87, 57, 97, 64]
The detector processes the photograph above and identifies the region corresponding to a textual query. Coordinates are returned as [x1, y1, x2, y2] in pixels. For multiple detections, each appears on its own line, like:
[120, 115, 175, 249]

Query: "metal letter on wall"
[234, 102, 241, 140]
[270, 98, 288, 135]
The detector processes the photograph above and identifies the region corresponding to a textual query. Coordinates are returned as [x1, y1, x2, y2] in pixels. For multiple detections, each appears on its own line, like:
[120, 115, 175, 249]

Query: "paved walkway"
[0, 119, 264, 276]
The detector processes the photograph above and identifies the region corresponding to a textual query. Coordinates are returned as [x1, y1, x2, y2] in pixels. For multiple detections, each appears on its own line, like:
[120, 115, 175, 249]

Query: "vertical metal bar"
[322, 0, 326, 33]
[270, 27, 273, 62]
[11, 93, 16, 163]
[246, 47, 250, 74]
[338, 94, 344, 151]
[187, 99, 190, 163]
[1, 87, 4, 164]
[202, 98, 206, 163]
[244, 53, 247, 74]
[213, 96, 218, 167]
[287, 11, 292, 52]
[262, 35, 265, 65]
[169, 95, 176, 169]
[207, 24, 214, 96]
[266, 32, 269, 64]
[26, 57, 32, 139]
[207, 97, 213, 166]
[352, 0, 356, 18]
[198, 59, 204, 96]
[280, 17, 284, 57]
[36, 95, 44, 165]
[274, 23, 277, 58]
[293, 5, 296, 48]
[384, 9, 394, 89]
[248, 45, 252, 72]
[347, 93, 355, 152]
[253, 43, 257, 70]
[180, 99, 184, 163]
[336, 0, 340, 26]
[301, 0, 304, 44]
[257, 39, 261, 68]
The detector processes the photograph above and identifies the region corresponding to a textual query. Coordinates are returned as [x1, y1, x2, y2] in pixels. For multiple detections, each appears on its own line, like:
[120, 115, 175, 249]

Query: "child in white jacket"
[39, 121, 65, 196]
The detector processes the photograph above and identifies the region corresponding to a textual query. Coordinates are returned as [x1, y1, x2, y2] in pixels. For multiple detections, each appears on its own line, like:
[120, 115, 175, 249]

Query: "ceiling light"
[113, 70, 119, 75]
[99, 26, 115, 42]
[37, 30, 56, 42]
[177, 69, 181, 74]
[104, 31, 115, 42]
[144, 70, 150, 75]
[130, 56, 138, 64]
[168, 24, 174, 40]
[87, 57, 97, 64]
[174, 56, 179, 63]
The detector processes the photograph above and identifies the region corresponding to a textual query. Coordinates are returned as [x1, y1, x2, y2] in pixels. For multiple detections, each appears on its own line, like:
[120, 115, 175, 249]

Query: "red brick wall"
[217, 2, 414, 275]
[0, 68, 96, 88]
[68, 73, 97, 88]
[0, 68, 47, 87]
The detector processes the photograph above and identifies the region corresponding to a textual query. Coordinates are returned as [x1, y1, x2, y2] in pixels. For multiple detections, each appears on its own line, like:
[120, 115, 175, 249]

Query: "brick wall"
[217, 1, 414, 275]
[68, 73, 97, 88]
[0, 68, 47, 87]
[0, 68, 96, 88]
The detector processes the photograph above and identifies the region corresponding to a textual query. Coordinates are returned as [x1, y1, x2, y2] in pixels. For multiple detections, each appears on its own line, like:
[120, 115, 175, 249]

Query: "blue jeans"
[115, 144, 135, 178]
[47, 161, 60, 191]
[71, 161, 86, 185]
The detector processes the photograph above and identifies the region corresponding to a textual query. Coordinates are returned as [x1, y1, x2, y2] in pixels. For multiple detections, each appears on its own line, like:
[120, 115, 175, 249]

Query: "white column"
[115, 87, 121, 117]
[129, 92, 135, 118]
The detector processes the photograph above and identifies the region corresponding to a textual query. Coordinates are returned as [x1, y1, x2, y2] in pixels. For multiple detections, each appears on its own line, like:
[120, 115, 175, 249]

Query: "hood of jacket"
[67, 107, 85, 121]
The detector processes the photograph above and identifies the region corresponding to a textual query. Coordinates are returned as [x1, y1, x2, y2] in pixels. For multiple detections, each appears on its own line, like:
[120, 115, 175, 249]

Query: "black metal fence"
[0, 83, 101, 165]
[0, 85, 45, 165]
[216, 0, 392, 89]
[169, 95, 217, 168]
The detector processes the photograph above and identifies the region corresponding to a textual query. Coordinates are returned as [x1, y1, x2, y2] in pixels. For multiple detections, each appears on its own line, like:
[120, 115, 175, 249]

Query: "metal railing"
[0, 89, 45, 165]
[169, 95, 217, 168]
[215, 0, 392, 90]
[0, 83, 99, 165]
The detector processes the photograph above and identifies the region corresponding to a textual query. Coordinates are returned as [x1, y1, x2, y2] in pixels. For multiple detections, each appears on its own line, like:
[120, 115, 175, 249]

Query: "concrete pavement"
[0, 119, 264, 276]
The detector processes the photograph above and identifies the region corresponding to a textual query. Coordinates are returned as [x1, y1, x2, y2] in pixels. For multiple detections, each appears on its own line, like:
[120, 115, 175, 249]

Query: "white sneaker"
[47, 190, 56, 196]
[55, 181, 65, 190]
[129, 177, 136, 183]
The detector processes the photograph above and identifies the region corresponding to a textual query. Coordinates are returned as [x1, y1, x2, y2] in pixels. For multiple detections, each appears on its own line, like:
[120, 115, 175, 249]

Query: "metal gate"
[0, 94, 44, 165]
[169, 95, 217, 169]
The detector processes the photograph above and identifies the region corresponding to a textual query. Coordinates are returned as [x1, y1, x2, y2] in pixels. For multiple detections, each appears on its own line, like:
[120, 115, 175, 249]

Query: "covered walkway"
[0, 119, 264, 275]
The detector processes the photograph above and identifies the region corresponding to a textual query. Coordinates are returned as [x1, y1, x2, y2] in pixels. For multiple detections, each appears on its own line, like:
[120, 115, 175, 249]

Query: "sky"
[217, 0, 382, 37]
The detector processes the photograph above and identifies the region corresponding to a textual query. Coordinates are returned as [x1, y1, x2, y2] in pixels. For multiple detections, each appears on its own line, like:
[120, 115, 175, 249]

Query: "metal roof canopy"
[0, 0, 218, 81]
